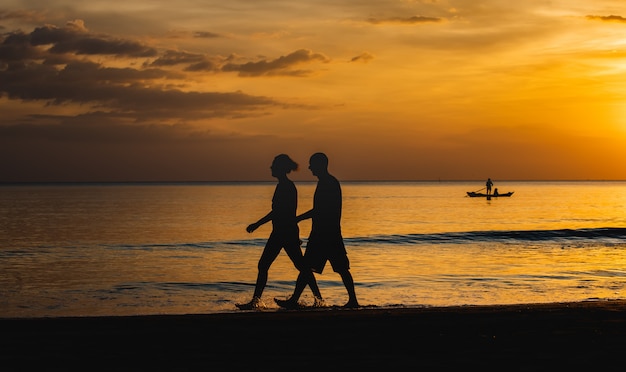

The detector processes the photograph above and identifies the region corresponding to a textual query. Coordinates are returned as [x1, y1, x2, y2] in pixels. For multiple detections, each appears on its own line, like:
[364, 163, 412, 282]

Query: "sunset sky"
[1, 0, 625, 182]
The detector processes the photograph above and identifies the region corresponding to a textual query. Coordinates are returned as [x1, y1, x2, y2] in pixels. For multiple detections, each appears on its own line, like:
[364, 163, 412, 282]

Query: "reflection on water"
[1, 181, 625, 317]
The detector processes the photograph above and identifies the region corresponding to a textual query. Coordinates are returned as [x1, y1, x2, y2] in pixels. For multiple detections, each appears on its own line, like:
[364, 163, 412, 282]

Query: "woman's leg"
[237, 234, 281, 309]
[253, 236, 282, 299]
[280, 242, 323, 307]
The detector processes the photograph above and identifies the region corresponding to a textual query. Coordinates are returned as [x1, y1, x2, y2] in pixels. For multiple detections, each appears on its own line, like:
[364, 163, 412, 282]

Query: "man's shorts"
[304, 231, 350, 274]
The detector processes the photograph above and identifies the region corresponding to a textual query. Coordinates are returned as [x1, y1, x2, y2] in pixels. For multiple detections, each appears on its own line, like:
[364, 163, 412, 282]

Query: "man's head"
[308, 152, 328, 177]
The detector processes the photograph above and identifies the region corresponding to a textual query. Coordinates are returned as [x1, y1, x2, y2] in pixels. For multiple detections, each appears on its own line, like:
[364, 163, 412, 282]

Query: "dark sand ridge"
[2, 300, 626, 371]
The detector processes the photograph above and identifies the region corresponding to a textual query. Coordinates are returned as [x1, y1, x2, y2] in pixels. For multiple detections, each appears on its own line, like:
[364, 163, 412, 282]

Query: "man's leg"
[339, 269, 359, 308]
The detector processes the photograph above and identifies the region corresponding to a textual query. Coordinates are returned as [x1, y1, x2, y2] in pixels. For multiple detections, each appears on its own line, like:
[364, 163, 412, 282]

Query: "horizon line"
[1, 179, 625, 185]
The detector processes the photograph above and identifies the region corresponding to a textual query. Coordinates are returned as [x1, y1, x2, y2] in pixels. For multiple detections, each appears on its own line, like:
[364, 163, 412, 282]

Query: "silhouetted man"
[486, 178, 493, 195]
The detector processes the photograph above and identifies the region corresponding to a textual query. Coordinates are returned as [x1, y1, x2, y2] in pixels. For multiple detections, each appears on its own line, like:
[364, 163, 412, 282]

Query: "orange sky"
[1, 1, 625, 182]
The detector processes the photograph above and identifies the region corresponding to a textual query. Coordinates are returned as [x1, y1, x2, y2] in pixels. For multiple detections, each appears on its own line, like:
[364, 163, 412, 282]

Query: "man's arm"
[296, 209, 314, 223]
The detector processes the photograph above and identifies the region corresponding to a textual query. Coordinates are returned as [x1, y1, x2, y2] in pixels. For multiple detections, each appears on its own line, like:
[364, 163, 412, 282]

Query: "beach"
[2, 300, 626, 371]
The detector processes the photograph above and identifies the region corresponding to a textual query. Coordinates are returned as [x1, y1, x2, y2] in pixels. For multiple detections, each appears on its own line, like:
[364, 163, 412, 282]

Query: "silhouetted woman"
[236, 154, 321, 310]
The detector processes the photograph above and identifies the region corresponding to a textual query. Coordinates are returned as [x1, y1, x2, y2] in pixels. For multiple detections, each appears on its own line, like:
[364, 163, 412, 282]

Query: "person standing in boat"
[486, 178, 494, 195]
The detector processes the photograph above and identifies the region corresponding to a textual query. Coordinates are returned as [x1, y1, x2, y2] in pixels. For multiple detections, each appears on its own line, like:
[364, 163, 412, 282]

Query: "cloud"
[148, 50, 223, 72]
[221, 49, 330, 77]
[0, 59, 278, 120]
[350, 52, 374, 63]
[366, 15, 442, 25]
[0, 21, 287, 128]
[29, 22, 157, 57]
[150, 48, 333, 75]
[586, 15, 626, 23]
[0, 31, 46, 61]
[149, 50, 208, 66]
[185, 60, 220, 72]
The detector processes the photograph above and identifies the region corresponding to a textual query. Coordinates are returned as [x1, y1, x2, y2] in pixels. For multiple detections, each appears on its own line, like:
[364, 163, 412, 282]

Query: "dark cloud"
[149, 50, 221, 72]
[221, 49, 330, 77]
[0, 21, 285, 124]
[350, 52, 374, 63]
[48, 36, 157, 57]
[1, 60, 178, 102]
[366, 15, 442, 25]
[0, 31, 46, 61]
[185, 60, 219, 72]
[150, 50, 206, 66]
[0, 59, 277, 120]
[30, 22, 157, 57]
[0, 20, 157, 65]
[586, 15, 626, 23]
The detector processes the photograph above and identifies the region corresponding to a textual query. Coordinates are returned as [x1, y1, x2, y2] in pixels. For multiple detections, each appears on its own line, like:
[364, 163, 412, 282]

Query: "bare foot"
[313, 297, 326, 308]
[274, 297, 302, 310]
[343, 301, 360, 309]
[236, 297, 261, 310]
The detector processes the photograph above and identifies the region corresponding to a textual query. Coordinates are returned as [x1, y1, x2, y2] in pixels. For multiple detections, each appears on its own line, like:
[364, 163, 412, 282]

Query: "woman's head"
[271, 154, 298, 176]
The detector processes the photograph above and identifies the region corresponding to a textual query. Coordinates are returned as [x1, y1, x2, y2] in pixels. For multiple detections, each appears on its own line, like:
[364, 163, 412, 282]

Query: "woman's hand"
[246, 223, 258, 233]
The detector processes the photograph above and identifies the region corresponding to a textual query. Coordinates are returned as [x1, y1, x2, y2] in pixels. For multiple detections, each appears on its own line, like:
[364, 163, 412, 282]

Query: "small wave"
[97, 227, 626, 251]
[346, 227, 626, 246]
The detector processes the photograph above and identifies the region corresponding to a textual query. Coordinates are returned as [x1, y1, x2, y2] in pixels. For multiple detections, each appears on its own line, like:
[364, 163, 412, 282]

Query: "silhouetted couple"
[236, 152, 359, 310]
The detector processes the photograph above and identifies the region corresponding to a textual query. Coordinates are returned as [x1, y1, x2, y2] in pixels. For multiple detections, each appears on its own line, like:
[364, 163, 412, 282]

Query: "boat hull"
[466, 191, 514, 198]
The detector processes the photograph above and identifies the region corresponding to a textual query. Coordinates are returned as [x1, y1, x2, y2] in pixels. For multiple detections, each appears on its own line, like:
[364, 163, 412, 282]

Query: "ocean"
[1, 181, 625, 318]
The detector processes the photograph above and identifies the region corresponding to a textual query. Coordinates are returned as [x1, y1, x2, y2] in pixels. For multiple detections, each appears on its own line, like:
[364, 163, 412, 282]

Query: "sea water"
[1, 181, 625, 318]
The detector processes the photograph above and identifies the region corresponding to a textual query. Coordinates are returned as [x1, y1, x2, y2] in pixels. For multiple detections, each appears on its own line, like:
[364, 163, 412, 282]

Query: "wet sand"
[2, 300, 626, 371]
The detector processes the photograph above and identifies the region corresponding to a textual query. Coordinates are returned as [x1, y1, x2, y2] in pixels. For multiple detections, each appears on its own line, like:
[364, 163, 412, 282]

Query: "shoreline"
[3, 300, 626, 370]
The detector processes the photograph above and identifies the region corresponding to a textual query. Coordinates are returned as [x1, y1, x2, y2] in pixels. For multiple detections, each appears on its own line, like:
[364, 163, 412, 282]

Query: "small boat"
[466, 191, 514, 198]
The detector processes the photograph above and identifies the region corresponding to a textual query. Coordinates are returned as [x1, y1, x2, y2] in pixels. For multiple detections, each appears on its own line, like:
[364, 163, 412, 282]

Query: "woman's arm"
[247, 211, 273, 233]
